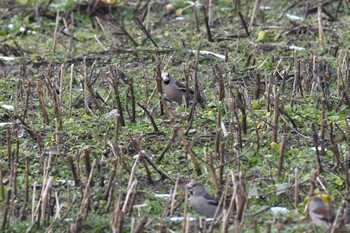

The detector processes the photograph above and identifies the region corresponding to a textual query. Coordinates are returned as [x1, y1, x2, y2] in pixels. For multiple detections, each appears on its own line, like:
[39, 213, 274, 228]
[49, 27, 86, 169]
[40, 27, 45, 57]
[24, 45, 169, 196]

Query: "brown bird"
[162, 72, 194, 106]
[308, 194, 335, 228]
[185, 180, 224, 218]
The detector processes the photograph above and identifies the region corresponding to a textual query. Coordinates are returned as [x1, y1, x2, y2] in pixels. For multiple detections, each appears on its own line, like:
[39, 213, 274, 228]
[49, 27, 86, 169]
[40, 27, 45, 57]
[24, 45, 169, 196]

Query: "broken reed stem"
[137, 103, 159, 132]
[311, 123, 323, 172]
[109, 66, 125, 126]
[294, 168, 299, 213]
[208, 151, 219, 194]
[277, 133, 287, 176]
[156, 128, 177, 162]
[52, 11, 59, 53]
[83, 147, 94, 187]
[193, 6, 200, 33]
[69, 64, 74, 116]
[6, 127, 11, 170]
[272, 93, 279, 143]
[36, 82, 49, 125]
[0, 162, 4, 201]
[213, 64, 225, 101]
[128, 78, 136, 123]
[23, 80, 31, 120]
[202, 6, 213, 42]
[134, 17, 158, 47]
[320, 100, 327, 158]
[132, 215, 148, 233]
[317, 3, 325, 43]
[170, 176, 180, 216]
[161, 98, 202, 176]
[215, 104, 221, 158]
[249, 0, 260, 31]
[67, 154, 80, 186]
[54, 118, 62, 160]
[102, 160, 116, 200]
[155, 62, 164, 115]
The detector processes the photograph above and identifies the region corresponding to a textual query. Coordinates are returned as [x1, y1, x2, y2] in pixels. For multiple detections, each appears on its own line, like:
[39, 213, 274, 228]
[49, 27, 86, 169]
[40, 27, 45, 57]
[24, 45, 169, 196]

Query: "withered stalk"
[132, 215, 148, 233]
[52, 11, 59, 53]
[83, 147, 94, 187]
[23, 80, 31, 120]
[277, 133, 287, 176]
[156, 128, 177, 162]
[36, 82, 49, 125]
[208, 151, 219, 194]
[317, 3, 325, 43]
[69, 64, 74, 116]
[154, 62, 164, 115]
[67, 154, 80, 186]
[128, 78, 136, 123]
[202, 6, 213, 42]
[213, 64, 225, 101]
[109, 66, 125, 126]
[161, 98, 202, 176]
[272, 93, 279, 143]
[102, 160, 116, 200]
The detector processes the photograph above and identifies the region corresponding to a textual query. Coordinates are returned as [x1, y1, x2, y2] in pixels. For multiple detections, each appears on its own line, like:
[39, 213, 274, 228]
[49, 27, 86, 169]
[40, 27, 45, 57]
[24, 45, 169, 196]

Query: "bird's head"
[161, 72, 171, 84]
[186, 180, 206, 196]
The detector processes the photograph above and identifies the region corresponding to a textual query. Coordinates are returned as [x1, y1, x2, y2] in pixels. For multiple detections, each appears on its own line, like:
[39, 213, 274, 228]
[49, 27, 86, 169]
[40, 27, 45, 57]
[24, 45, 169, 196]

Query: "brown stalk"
[215, 104, 221, 158]
[156, 127, 177, 162]
[132, 215, 148, 233]
[161, 98, 202, 176]
[213, 64, 225, 101]
[121, 17, 138, 47]
[320, 100, 327, 158]
[311, 124, 323, 172]
[249, 0, 260, 31]
[154, 62, 164, 115]
[277, 133, 287, 176]
[272, 93, 279, 143]
[78, 159, 97, 220]
[52, 11, 59, 53]
[238, 12, 250, 37]
[202, 6, 213, 42]
[128, 77, 136, 123]
[137, 103, 159, 132]
[112, 195, 124, 233]
[330, 122, 341, 170]
[6, 127, 11, 170]
[237, 90, 247, 134]
[83, 147, 94, 187]
[36, 82, 49, 125]
[67, 154, 80, 186]
[2, 186, 11, 230]
[54, 118, 62, 160]
[69, 64, 74, 116]
[294, 167, 299, 212]
[208, 151, 219, 194]
[23, 80, 31, 120]
[219, 142, 225, 186]
[109, 66, 125, 126]
[317, 3, 325, 43]
[0, 162, 4, 201]
[134, 17, 158, 47]
[254, 71, 261, 99]
[102, 160, 116, 200]
[233, 102, 242, 151]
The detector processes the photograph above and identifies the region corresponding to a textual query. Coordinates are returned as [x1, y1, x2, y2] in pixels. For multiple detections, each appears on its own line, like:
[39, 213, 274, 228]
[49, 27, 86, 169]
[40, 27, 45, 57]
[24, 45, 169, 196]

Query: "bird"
[162, 72, 194, 106]
[185, 180, 224, 218]
[308, 194, 335, 228]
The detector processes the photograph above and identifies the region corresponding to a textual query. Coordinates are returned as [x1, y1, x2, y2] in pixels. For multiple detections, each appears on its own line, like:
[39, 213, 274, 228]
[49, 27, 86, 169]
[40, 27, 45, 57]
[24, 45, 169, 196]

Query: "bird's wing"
[203, 194, 219, 206]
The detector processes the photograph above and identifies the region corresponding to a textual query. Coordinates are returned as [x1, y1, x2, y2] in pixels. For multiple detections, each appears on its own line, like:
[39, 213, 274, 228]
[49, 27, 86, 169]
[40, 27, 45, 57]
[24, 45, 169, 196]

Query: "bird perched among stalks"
[185, 180, 225, 218]
[308, 194, 335, 228]
[162, 72, 194, 106]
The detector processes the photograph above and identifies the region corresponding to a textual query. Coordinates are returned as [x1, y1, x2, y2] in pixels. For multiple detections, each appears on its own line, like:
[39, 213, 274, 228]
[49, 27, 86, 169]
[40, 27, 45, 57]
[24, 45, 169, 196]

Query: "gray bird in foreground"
[185, 180, 225, 218]
[162, 72, 194, 106]
[308, 194, 335, 228]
